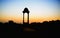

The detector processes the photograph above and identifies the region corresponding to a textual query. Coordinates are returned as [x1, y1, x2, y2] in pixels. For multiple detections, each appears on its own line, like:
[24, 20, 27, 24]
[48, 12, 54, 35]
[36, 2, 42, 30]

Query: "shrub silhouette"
[0, 20, 60, 35]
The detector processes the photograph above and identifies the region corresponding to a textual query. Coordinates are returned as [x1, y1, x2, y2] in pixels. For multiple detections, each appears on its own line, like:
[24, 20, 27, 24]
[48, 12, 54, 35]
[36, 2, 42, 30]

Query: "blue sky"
[0, 0, 60, 23]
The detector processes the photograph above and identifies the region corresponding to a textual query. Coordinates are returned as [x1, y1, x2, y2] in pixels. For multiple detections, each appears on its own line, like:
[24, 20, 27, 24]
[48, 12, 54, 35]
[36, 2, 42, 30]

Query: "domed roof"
[23, 7, 30, 13]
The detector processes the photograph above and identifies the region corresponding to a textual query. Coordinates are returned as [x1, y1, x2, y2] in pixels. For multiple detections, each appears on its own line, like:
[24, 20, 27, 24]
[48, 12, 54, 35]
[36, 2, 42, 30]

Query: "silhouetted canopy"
[23, 8, 30, 13]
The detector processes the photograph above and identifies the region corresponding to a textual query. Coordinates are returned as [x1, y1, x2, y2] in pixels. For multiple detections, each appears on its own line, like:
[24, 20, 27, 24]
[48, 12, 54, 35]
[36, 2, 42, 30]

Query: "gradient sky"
[0, 0, 60, 23]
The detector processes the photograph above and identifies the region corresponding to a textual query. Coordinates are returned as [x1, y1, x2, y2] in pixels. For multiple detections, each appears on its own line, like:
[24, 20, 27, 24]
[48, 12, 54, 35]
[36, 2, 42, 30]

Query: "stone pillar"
[23, 13, 24, 24]
[27, 13, 29, 24]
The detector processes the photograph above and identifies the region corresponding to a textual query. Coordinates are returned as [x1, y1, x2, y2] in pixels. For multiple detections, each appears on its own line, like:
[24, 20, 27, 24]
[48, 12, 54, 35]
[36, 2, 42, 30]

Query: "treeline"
[0, 20, 60, 32]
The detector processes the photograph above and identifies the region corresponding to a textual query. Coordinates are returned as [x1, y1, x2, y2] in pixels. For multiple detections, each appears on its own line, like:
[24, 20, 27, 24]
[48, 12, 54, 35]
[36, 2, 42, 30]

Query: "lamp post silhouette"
[22, 8, 30, 24]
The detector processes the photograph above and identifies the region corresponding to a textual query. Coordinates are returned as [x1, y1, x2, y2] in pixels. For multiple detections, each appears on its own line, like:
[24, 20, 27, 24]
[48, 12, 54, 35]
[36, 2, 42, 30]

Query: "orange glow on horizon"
[0, 15, 60, 23]
[0, 0, 59, 24]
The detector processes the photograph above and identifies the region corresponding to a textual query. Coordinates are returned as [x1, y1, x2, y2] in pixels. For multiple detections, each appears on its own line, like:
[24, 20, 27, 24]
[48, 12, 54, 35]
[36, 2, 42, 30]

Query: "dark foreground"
[0, 20, 60, 37]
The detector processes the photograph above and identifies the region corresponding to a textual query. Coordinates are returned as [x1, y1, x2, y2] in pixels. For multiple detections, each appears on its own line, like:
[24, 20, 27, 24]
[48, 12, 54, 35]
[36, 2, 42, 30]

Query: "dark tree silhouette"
[0, 20, 60, 37]
[0, 20, 60, 32]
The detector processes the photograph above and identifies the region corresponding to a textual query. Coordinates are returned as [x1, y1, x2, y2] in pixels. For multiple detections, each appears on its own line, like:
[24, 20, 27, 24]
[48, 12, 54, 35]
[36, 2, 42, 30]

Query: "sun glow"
[0, 0, 60, 23]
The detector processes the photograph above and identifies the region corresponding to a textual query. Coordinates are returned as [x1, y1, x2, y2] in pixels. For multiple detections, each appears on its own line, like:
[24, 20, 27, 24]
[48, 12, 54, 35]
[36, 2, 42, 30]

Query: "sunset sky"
[0, 0, 60, 23]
